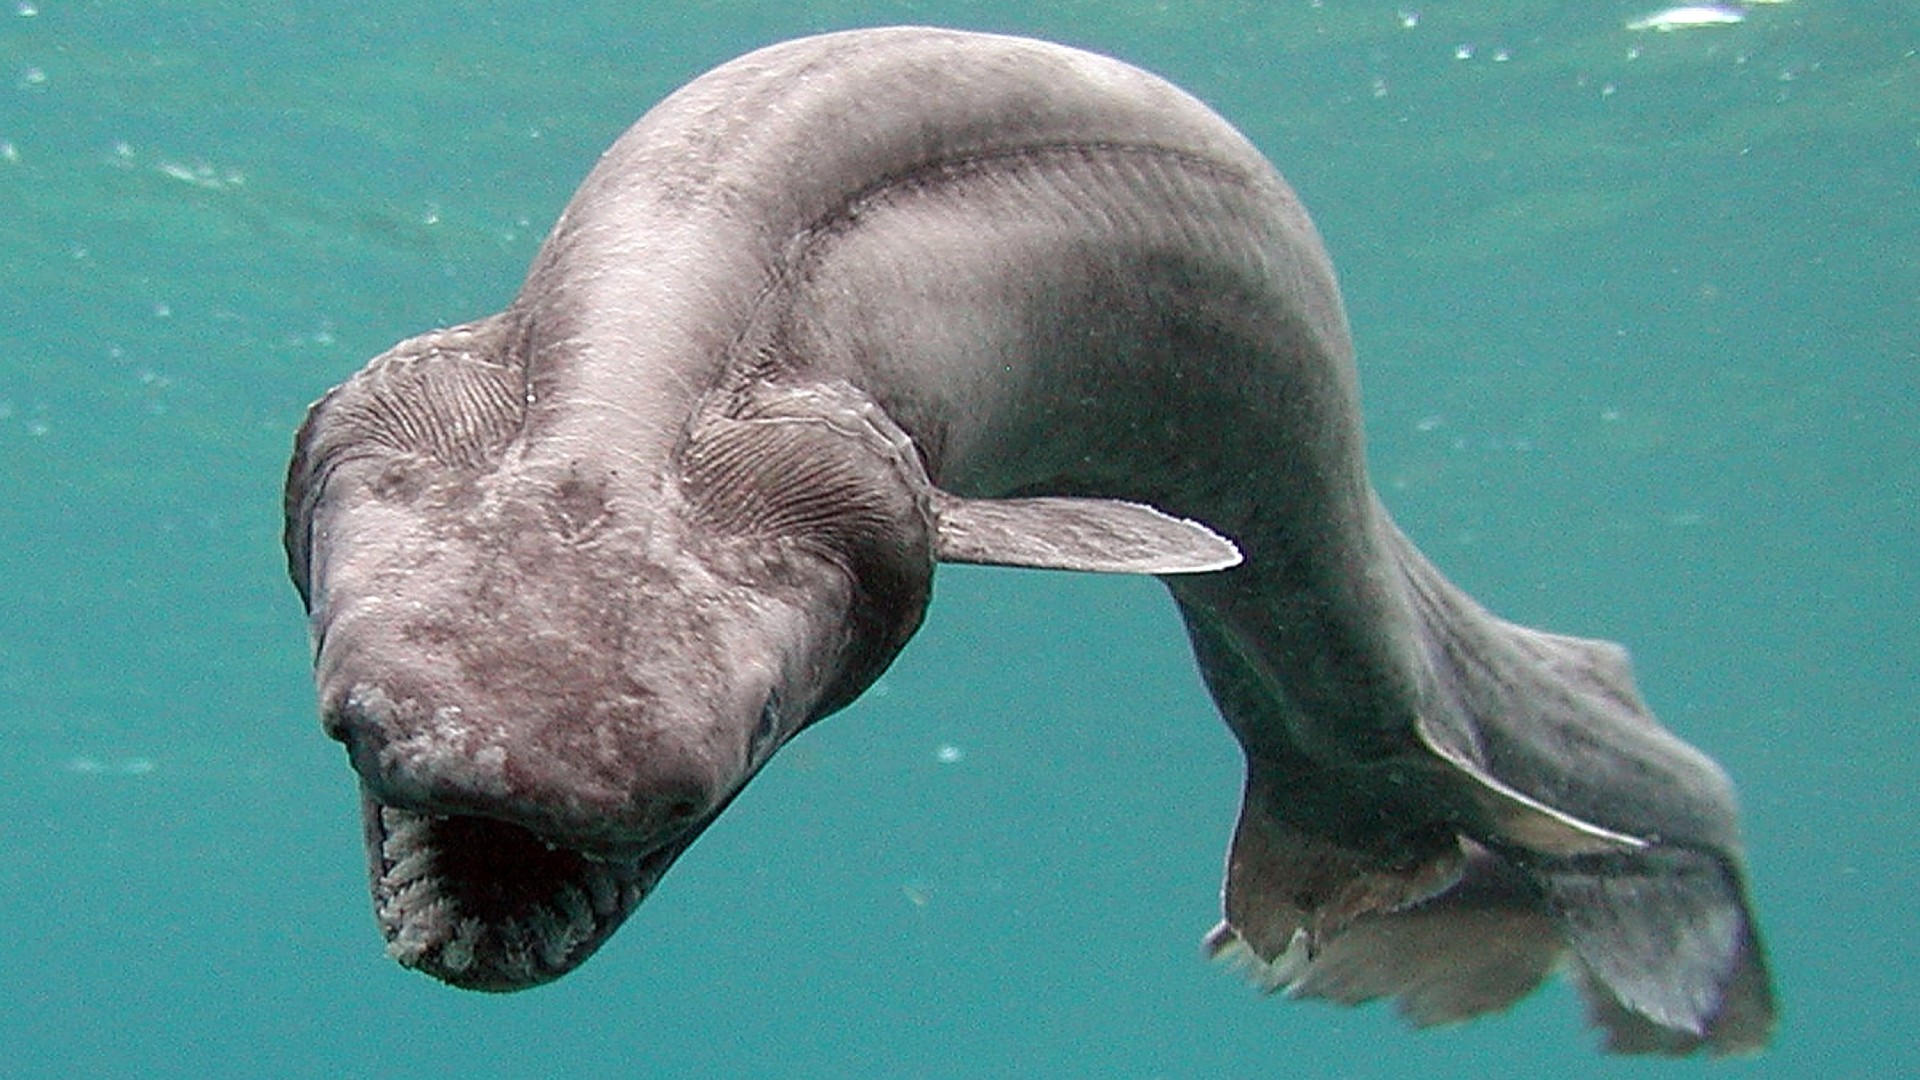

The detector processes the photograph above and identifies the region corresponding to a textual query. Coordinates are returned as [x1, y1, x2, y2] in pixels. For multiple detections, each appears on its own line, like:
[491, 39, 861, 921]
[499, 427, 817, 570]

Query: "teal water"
[2, 1, 1912, 1076]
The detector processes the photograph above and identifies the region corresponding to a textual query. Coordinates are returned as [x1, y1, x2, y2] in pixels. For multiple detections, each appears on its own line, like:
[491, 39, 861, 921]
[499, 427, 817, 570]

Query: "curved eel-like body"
[285, 27, 1772, 1054]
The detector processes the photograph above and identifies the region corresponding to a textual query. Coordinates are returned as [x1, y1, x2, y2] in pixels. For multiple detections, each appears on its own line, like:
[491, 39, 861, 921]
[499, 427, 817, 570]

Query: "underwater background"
[1, 1, 1912, 1076]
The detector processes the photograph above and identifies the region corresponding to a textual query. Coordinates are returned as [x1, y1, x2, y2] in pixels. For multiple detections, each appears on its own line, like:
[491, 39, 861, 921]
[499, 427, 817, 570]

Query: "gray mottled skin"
[284, 28, 1772, 1053]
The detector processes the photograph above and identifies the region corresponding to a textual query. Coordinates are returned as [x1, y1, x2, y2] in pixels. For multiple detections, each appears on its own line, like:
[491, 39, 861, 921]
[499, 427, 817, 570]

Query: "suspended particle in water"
[1626, 5, 1746, 31]
[67, 756, 156, 776]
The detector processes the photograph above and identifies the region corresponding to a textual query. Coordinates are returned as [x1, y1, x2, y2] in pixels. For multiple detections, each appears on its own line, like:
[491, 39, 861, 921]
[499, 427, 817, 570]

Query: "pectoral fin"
[930, 490, 1241, 575]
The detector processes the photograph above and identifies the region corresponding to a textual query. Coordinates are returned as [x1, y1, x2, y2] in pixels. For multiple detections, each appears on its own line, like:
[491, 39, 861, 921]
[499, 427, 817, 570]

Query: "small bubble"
[17, 2, 39, 15]
[0, 140, 16, 162]
[934, 743, 965, 764]
[151, 302, 172, 318]
[1454, 43, 1475, 61]
[18, 66, 47, 89]
[1492, 48, 1512, 62]
[1397, 9, 1420, 29]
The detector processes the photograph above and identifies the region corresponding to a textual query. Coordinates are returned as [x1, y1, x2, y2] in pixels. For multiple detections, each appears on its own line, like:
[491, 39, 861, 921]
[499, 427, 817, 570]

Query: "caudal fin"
[1187, 521, 1774, 1053]
[1524, 845, 1774, 1054]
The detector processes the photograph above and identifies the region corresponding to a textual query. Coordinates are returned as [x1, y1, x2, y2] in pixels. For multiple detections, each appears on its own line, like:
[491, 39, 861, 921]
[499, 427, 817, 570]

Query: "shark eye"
[750, 697, 781, 761]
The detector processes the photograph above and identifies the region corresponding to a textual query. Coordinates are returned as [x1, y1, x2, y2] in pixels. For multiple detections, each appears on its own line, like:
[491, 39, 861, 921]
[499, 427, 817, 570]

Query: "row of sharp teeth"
[373, 805, 644, 978]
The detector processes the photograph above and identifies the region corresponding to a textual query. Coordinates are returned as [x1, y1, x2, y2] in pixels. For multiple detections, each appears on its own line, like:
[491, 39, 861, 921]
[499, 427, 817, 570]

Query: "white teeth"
[382, 889, 449, 966]
[494, 918, 531, 977]
[365, 801, 653, 984]
[385, 849, 435, 887]
[587, 867, 620, 917]
[558, 884, 593, 931]
[439, 917, 480, 975]
[380, 805, 434, 847]
[533, 907, 577, 970]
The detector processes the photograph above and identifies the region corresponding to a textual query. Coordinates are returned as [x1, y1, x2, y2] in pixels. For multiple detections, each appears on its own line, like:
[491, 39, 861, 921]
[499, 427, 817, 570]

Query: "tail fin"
[1525, 845, 1774, 1054]
[1390, 522, 1775, 1050]
[1198, 522, 1775, 1053]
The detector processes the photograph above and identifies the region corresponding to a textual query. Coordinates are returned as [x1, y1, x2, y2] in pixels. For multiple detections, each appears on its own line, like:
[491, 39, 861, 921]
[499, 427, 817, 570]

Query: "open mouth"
[361, 792, 685, 991]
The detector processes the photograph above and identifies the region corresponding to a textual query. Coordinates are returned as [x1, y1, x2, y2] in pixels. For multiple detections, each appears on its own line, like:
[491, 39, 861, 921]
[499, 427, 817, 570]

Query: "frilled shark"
[284, 26, 1773, 1055]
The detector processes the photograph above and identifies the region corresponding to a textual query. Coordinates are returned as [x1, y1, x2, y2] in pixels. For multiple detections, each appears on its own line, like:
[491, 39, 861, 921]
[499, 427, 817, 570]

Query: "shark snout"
[324, 682, 725, 858]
